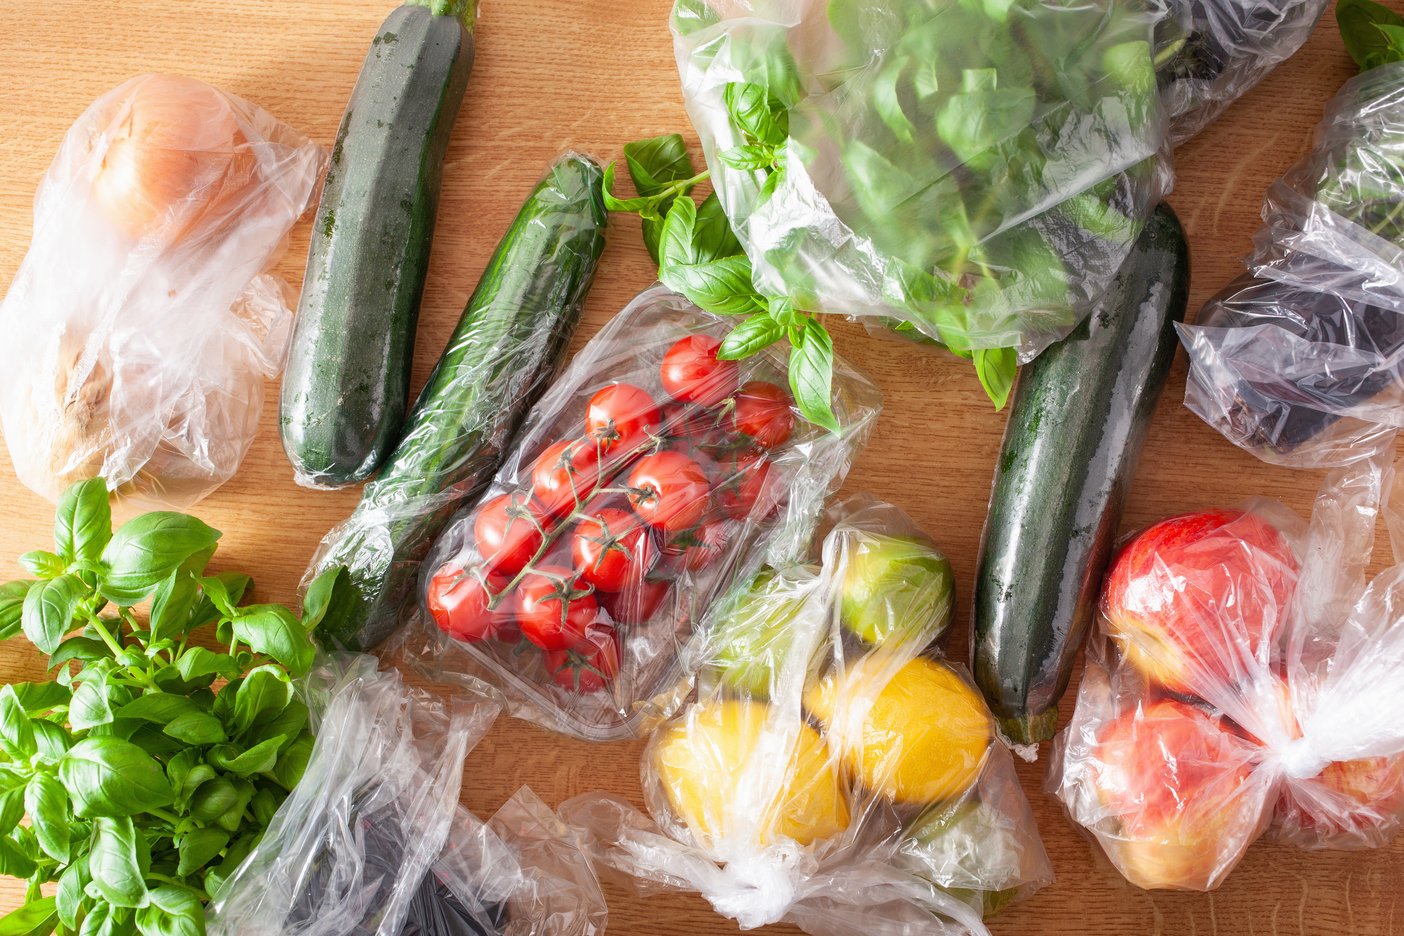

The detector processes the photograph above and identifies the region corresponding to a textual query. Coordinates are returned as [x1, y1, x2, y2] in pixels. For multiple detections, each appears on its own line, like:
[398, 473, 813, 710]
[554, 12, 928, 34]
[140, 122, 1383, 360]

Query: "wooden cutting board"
[1, 2, 1401, 933]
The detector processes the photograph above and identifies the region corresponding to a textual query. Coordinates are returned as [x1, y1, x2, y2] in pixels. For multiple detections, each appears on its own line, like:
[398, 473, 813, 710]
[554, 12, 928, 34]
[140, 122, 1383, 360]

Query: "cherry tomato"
[663, 403, 732, 459]
[426, 565, 508, 643]
[661, 334, 740, 408]
[585, 383, 663, 459]
[473, 492, 550, 575]
[572, 507, 657, 593]
[730, 381, 795, 449]
[543, 625, 622, 694]
[515, 565, 598, 651]
[599, 577, 672, 626]
[711, 451, 774, 520]
[531, 438, 603, 518]
[666, 520, 728, 572]
[627, 451, 711, 533]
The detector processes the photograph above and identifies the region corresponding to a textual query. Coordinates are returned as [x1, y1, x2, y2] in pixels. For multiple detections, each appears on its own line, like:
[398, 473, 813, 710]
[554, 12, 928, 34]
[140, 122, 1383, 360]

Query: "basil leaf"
[188, 777, 238, 823]
[719, 313, 786, 360]
[0, 786, 23, 838]
[91, 816, 150, 909]
[0, 581, 32, 642]
[245, 700, 308, 751]
[210, 572, 251, 608]
[115, 694, 201, 726]
[301, 565, 351, 633]
[25, 775, 68, 863]
[175, 827, 228, 878]
[724, 82, 788, 146]
[692, 192, 742, 264]
[127, 725, 186, 759]
[49, 636, 112, 671]
[659, 194, 698, 269]
[661, 255, 770, 317]
[32, 721, 73, 759]
[57, 859, 90, 929]
[162, 712, 227, 747]
[719, 144, 777, 171]
[0, 834, 35, 879]
[624, 134, 695, 197]
[231, 667, 293, 736]
[0, 895, 57, 936]
[165, 750, 198, 798]
[209, 737, 285, 778]
[11, 681, 71, 716]
[249, 786, 284, 827]
[174, 648, 238, 683]
[22, 575, 85, 654]
[789, 317, 840, 431]
[135, 886, 201, 936]
[273, 730, 316, 791]
[69, 667, 115, 732]
[1338, 0, 1404, 69]
[973, 346, 1018, 411]
[0, 686, 37, 760]
[873, 57, 916, 144]
[148, 573, 199, 644]
[100, 514, 221, 606]
[230, 606, 315, 678]
[54, 478, 111, 565]
[59, 738, 175, 818]
[600, 163, 657, 214]
[19, 551, 66, 580]
[178, 765, 216, 805]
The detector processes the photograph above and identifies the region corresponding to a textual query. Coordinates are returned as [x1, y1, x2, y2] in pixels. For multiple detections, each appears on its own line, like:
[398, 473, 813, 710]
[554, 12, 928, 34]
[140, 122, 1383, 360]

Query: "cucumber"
[310, 154, 608, 651]
[969, 201, 1190, 745]
[280, 0, 478, 487]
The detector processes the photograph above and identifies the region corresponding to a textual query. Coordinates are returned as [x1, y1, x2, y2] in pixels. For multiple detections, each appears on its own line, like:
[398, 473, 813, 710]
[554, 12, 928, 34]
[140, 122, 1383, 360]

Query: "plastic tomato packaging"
[205, 654, 607, 936]
[1048, 453, 1404, 890]
[0, 74, 327, 512]
[558, 497, 1053, 936]
[400, 285, 881, 741]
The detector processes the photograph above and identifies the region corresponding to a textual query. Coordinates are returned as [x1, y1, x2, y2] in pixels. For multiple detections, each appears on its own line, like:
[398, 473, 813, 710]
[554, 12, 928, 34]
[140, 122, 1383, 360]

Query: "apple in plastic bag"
[837, 533, 955, 647]
[1103, 508, 1299, 697]
[1274, 755, 1404, 845]
[1091, 698, 1262, 889]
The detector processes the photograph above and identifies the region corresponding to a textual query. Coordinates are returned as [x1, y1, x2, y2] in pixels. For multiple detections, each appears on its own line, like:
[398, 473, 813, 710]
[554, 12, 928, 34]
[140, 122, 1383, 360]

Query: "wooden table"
[2, 2, 1402, 933]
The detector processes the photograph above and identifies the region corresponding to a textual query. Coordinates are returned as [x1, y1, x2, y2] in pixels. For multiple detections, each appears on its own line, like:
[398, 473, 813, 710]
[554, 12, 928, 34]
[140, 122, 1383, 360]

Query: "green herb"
[0, 479, 350, 936]
[1338, 0, 1404, 72]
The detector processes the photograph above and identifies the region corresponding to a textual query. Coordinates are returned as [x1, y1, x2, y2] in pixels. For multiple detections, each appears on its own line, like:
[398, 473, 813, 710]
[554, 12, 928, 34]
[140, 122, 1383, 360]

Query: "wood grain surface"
[2, 2, 1402, 934]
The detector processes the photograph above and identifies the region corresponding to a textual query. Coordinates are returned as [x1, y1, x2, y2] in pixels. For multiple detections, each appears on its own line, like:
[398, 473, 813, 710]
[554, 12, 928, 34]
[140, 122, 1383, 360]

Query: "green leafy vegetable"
[1338, 0, 1404, 71]
[0, 480, 350, 935]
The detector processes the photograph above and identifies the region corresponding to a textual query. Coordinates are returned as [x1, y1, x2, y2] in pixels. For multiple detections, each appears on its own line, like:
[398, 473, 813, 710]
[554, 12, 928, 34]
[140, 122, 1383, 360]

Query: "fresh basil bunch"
[0, 479, 350, 936]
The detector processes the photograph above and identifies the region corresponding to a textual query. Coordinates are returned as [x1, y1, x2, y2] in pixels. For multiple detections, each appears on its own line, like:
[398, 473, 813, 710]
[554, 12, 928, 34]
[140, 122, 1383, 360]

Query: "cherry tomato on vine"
[730, 381, 795, 449]
[474, 492, 550, 575]
[598, 577, 672, 626]
[572, 507, 657, 593]
[585, 383, 663, 458]
[426, 565, 507, 643]
[661, 334, 739, 408]
[627, 451, 711, 533]
[666, 520, 728, 572]
[663, 403, 732, 459]
[712, 451, 774, 521]
[531, 438, 603, 518]
[515, 564, 598, 651]
[543, 625, 622, 694]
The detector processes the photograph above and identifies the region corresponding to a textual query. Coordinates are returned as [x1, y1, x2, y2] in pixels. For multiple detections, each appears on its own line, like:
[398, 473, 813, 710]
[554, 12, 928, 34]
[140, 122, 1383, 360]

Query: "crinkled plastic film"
[1047, 452, 1404, 890]
[0, 73, 327, 512]
[559, 497, 1052, 935]
[302, 153, 606, 652]
[401, 285, 881, 742]
[670, 0, 1168, 360]
[1181, 63, 1404, 466]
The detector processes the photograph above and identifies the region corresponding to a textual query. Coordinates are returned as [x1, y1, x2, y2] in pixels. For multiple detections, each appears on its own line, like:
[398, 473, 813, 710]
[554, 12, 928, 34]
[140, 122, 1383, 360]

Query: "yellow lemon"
[806, 656, 992, 805]
[652, 698, 850, 849]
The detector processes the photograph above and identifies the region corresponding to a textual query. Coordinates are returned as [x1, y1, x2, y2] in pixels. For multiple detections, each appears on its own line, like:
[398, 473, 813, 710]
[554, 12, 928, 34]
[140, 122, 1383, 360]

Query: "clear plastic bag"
[399, 284, 882, 742]
[205, 655, 607, 936]
[558, 497, 1053, 935]
[1180, 62, 1404, 467]
[1047, 452, 1404, 890]
[0, 73, 327, 512]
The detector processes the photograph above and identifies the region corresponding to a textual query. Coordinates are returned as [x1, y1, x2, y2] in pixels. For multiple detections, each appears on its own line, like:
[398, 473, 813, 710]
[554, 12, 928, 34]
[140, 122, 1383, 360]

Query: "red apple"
[1091, 699, 1263, 889]
[1103, 508, 1299, 698]
[1273, 755, 1404, 847]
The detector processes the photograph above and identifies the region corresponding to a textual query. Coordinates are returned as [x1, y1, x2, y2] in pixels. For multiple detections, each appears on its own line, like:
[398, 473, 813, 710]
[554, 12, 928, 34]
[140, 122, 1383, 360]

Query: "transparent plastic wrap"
[669, 0, 1169, 363]
[1157, 0, 1328, 146]
[400, 285, 882, 742]
[206, 655, 607, 936]
[0, 73, 327, 512]
[1047, 453, 1404, 890]
[558, 497, 1053, 935]
[1180, 61, 1404, 466]
[303, 153, 607, 653]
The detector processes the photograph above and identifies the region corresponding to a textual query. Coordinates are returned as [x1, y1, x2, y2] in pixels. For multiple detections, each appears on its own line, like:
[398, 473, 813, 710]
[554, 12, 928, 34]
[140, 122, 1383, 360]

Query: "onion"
[89, 74, 257, 244]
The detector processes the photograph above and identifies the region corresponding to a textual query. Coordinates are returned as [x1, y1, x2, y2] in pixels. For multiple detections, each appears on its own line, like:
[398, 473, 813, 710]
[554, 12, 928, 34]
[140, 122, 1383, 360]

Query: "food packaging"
[205, 655, 606, 936]
[1047, 453, 1404, 890]
[399, 285, 881, 742]
[0, 73, 327, 512]
[1180, 62, 1404, 467]
[559, 497, 1053, 935]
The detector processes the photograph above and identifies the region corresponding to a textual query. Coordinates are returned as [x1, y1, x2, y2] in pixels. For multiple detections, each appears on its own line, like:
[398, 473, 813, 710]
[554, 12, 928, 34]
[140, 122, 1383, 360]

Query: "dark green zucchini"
[970, 201, 1190, 745]
[280, 0, 478, 487]
[310, 154, 608, 651]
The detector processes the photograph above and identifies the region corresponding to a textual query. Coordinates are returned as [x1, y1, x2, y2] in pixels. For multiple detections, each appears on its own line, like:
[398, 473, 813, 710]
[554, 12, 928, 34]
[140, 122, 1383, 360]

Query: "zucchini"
[280, 0, 478, 487]
[969, 201, 1190, 745]
[310, 154, 608, 651]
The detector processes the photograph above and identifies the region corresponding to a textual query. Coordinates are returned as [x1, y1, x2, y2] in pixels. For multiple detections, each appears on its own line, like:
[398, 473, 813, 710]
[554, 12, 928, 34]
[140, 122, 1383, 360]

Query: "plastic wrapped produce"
[400, 285, 882, 741]
[205, 655, 607, 936]
[0, 73, 326, 512]
[559, 498, 1053, 935]
[1048, 453, 1404, 890]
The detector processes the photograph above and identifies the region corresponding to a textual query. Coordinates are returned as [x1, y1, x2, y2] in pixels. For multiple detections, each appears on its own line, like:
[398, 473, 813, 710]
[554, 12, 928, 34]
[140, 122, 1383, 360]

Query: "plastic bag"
[1180, 62, 1404, 467]
[558, 497, 1053, 935]
[399, 284, 881, 741]
[206, 656, 607, 936]
[1047, 452, 1404, 890]
[0, 73, 327, 512]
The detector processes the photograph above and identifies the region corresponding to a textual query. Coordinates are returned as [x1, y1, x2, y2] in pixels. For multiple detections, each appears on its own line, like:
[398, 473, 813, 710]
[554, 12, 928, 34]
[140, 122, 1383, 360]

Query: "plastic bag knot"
[1279, 736, 1332, 780]
[704, 849, 805, 930]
